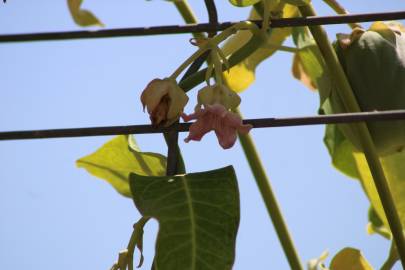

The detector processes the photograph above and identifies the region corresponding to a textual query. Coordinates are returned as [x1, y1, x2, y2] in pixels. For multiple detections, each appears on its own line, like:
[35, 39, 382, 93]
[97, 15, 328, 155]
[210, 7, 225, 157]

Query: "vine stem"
[380, 241, 398, 270]
[127, 217, 150, 270]
[172, 1, 303, 269]
[236, 109, 304, 270]
[322, 0, 361, 29]
[171, 21, 261, 79]
[298, 4, 405, 268]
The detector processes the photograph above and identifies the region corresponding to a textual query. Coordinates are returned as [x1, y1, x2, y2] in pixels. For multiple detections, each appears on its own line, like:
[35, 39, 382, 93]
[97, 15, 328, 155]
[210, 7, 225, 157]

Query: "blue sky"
[0, 1, 404, 269]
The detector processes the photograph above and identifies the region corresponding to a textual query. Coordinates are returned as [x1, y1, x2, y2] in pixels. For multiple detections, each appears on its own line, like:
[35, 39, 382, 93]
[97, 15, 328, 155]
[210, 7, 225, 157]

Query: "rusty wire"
[0, 10, 405, 43]
[2, 110, 405, 141]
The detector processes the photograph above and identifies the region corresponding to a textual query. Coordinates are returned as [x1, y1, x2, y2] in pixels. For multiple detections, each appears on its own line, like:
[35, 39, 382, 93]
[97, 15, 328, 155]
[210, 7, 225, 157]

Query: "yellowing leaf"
[292, 53, 317, 90]
[330, 248, 373, 270]
[228, 0, 262, 6]
[67, 0, 103, 27]
[324, 112, 405, 239]
[222, 4, 298, 93]
[353, 151, 405, 230]
[77, 135, 166, 197]
[291, 27, 329, 97]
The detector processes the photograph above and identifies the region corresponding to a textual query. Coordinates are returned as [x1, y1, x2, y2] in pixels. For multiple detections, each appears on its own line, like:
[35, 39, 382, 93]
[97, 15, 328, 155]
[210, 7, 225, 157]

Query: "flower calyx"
[196, 84, 241, 111]
[140, 78, 189, 127]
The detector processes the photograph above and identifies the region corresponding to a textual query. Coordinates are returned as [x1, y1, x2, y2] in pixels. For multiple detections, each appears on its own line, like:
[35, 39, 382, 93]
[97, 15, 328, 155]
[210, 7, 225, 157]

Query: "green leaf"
[322, 97, 359, 179]
[323, 122, 359, 179]
[330, 248, 373, 270]
[129, 166, 240, 270]
[222, 3, 298, 92]
[228, 0, 261, 7]
[367, 206, 391, 239]
[67, 0, 104, 27]
[77, 135, 166, 197]
[324, 117, 405, 237]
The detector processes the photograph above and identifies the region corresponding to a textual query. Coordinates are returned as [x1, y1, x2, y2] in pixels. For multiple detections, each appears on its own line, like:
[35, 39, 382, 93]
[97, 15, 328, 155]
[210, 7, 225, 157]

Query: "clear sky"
[0, 1, 404, 269]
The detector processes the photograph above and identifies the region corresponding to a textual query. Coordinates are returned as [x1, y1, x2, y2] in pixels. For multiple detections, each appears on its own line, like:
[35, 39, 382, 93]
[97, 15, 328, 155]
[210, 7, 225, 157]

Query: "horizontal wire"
[1, 110, 405, 141]
[0, 10, 405, 43]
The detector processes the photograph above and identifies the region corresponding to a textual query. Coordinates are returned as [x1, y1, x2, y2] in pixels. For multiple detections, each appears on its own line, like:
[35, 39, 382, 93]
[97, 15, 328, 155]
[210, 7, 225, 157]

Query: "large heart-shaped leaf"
[130, 166, 240, 270]
[77, 135, 166, 197]
[222, 3, 298, 92]
[67, 0, 103, 27]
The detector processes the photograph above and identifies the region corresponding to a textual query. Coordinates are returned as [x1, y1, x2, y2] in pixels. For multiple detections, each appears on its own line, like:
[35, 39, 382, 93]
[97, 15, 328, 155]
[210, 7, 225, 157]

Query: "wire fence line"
[0, 10, 405, 43]
[1, 10, 405, 141]
[1, 110, 405, 141]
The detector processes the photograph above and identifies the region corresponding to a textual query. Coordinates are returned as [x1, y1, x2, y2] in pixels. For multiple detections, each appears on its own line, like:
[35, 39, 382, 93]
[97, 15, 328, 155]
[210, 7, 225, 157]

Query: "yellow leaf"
[330, 248, 373, 270]
[353, 151, 405, 230]
[77, 135, 166, 197]
[228, 0, 261, 7]
[67, 0, 104, 27]
[222, 4, 298, 93]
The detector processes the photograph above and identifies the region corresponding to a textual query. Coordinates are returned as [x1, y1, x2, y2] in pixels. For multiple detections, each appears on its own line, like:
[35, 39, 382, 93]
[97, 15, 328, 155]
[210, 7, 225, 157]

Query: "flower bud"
[330, 22, 405, 155]
[196, 84, 241, 111]
[140, 78, 189, 127]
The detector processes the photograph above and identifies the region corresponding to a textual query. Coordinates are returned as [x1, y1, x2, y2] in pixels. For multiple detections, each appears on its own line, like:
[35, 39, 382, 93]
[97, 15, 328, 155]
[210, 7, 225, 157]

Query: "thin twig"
[322, 0, 362, 29]
[204, 0, 218, 37]
[1, 11, 405, 43]
[2, 110, 405, 141]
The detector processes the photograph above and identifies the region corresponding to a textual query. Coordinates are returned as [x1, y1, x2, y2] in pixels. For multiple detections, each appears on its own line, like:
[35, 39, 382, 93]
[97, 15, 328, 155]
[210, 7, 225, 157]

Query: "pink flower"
[181, 104, 253, 149]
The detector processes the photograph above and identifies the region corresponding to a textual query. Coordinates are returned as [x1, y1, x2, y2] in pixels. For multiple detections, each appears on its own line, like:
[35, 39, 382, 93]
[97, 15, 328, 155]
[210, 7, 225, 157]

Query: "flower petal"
[182, 104, 252, 149]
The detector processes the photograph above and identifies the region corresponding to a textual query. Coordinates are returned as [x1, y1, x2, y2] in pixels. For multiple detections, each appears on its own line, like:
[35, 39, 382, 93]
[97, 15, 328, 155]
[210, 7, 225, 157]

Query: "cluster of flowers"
[141, 78, 252, 149]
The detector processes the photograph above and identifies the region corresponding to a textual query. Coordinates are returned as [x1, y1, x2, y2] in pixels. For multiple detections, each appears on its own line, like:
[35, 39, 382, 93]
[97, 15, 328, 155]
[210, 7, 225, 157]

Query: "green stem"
[173, 2, 303, 269]
[171, 21, 260, 80]
[179, 34, 264, 91]
[236, 109, 303, 270]
[298, 4, 405, 268]
[127, 217, 150, 270]
[164, 133, 186, 174]
[265, 43, 299, 53]
[380, 241, 399, 270]
[170, 46, 210, 79]
[173, 1, 205, 39]
[321, 0, 361, 29]
[212, 48, 223, 85]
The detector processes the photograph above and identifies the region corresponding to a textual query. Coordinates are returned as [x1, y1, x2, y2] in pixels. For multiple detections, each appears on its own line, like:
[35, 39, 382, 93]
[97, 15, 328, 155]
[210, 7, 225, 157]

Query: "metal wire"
[1, 10, 404, 43]
[1, 110, 405, 141]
